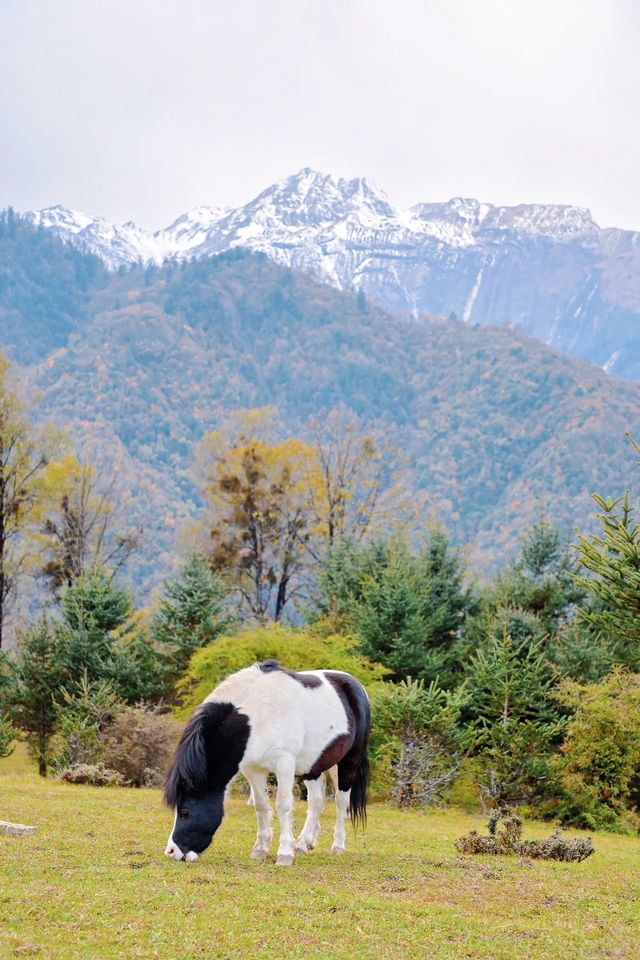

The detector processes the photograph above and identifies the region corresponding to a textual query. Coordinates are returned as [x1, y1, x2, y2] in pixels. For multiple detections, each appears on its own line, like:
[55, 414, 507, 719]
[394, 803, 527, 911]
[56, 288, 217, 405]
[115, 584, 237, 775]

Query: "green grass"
[1, 747, 639, 960]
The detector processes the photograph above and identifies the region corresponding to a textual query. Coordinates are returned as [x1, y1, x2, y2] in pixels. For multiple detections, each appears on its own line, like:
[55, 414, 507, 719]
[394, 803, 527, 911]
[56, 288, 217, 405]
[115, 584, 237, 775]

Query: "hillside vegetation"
[0, 216, 637, 586]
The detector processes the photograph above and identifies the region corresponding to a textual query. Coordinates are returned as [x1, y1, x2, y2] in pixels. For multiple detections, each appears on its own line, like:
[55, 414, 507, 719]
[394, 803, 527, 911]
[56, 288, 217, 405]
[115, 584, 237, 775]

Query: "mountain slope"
[23, 169, 640, 380]
[6, 235, 635, 594]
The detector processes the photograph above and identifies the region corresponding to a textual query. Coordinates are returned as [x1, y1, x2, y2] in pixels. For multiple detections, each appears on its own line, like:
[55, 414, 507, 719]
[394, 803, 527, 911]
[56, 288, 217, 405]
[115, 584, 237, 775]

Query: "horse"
[164, 660, 371, 866]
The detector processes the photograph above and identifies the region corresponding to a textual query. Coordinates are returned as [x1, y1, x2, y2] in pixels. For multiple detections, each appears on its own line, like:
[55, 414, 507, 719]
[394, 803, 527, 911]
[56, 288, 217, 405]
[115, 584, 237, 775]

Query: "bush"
[455, 810, 594, 862]
[50, 675, 123, 772]
[371, 678, 472, 806]
[56, 763, 128, 787]
[0, 712, 17, 759]
[99, 706, 180, 787]
[554, 668, 640, 831]
[175, 623, 389, 716]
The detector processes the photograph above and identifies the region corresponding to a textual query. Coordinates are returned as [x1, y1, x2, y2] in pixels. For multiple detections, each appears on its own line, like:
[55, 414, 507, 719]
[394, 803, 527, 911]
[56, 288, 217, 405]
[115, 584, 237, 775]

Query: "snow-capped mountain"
[24, 169, 640, 379]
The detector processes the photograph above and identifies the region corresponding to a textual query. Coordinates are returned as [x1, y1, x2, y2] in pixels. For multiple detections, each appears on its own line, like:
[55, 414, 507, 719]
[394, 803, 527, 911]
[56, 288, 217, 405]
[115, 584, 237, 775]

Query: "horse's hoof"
[331, 845, 345, 855]
[275, 854, 294, 867]
[294, 843, 309, 854]
[251, 847, 269, 860]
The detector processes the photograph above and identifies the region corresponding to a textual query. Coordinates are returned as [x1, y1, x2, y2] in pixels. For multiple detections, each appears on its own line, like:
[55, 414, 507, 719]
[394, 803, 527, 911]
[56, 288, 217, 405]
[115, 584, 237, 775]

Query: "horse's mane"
[163, 702, 235, 807]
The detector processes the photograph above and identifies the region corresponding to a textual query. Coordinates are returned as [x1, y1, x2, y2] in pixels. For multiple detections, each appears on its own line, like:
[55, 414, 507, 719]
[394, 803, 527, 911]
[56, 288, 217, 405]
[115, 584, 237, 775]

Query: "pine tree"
[465, 622, 563, 808]
[7, 620, 67, 775]
[576, 483, 640, 670]
[150, 554, 232, 686]
[316, 533, 472, 685]
[58, 568, 163, 703]
[0, 712, 16, 759]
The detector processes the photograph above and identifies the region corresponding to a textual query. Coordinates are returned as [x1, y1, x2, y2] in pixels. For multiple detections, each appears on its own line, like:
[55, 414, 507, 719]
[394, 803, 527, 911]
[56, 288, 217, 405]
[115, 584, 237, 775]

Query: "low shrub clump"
[455, 810, 594, 862]
[56, 763, 128, 786]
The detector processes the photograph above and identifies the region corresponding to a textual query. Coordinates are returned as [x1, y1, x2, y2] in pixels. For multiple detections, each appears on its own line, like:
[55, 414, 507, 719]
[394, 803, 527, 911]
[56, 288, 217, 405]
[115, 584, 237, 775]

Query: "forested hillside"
[0, 211, 108, 363]
[0, 216, 638, 591]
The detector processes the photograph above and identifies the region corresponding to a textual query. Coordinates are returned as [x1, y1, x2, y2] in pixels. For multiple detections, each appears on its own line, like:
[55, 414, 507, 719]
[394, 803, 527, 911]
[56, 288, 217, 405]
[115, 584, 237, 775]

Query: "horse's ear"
[164, 709, 208, 807]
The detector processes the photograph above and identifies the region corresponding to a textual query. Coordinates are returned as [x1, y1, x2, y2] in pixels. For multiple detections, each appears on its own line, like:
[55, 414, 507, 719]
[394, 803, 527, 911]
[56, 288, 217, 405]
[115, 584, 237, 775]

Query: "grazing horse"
[164, 660, 370, 866]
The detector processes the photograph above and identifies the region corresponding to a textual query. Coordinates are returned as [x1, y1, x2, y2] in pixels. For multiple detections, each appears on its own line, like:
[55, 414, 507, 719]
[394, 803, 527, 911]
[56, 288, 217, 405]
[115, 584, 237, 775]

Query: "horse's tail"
[326, 671, 371, 830]
[349, 750, 370, 830]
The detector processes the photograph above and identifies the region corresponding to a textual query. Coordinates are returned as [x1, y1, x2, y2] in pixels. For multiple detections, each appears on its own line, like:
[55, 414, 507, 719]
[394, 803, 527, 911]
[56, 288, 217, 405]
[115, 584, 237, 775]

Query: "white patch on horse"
[165, 809, 184, 860]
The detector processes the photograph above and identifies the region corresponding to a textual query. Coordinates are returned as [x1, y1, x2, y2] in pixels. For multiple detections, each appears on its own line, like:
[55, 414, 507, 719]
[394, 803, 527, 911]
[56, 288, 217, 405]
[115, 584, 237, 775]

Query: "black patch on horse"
[323, 672, 371, 827]
[257, 659, 322, 688]
[164, 701, 251, 807]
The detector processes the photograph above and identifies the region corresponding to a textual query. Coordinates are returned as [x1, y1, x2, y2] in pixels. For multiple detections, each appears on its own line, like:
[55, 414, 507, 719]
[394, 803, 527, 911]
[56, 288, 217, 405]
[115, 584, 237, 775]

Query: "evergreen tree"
[150, 554, 232, 686]
[465, 621, 563, 808]
[316, 533, 472, 685]
[463, 516, 594, 680]
[576, 482, 640, 671]
[6, 620, 67, 775]
[58, 568, 164, 703]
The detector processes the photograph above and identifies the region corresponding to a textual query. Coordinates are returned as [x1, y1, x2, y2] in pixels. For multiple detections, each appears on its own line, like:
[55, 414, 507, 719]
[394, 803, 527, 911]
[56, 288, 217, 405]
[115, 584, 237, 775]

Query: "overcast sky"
[1, 0, 639, 231]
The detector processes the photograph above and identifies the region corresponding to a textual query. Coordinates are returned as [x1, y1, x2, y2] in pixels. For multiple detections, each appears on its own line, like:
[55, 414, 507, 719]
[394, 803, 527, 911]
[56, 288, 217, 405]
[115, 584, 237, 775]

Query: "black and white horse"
[164, 660, 370, 866]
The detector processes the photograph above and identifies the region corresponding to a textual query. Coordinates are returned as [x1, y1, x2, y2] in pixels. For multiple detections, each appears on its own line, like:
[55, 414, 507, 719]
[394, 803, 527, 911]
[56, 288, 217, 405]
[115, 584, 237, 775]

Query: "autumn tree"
[196, 415, 320, 621]
[0, 353, 56, 646]
[306, 409, 409, 549]
[31, 453, 141, 596]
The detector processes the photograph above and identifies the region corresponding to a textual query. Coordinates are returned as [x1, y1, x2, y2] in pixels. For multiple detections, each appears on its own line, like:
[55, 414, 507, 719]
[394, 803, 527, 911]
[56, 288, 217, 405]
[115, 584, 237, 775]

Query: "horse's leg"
[329, 765, 349, 855]
[295, 773, 325, 853]
[274, 757, 296, 866]
[244, 769, 273, 861]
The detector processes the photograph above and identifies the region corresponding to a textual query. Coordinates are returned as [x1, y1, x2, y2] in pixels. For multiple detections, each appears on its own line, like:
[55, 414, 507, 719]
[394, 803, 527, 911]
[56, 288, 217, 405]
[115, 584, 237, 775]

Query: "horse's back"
[205, 662, 362, 777]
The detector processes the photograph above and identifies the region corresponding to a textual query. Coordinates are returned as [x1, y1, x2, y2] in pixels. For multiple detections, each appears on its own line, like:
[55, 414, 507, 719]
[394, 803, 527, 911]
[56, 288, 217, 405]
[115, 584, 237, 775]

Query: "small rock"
[0, 820, 37, 837]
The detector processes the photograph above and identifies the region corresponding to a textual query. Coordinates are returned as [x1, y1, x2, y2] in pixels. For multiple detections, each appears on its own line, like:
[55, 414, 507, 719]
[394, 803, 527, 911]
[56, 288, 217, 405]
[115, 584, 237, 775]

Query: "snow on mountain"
[24, 170, 602, 273]
[22, 169, 640, 379]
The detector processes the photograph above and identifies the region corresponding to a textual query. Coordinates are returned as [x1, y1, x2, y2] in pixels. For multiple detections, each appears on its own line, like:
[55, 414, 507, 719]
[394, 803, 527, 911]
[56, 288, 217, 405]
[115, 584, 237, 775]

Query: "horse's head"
[165, 790, 224, 861]
[163, 701, 250, 862]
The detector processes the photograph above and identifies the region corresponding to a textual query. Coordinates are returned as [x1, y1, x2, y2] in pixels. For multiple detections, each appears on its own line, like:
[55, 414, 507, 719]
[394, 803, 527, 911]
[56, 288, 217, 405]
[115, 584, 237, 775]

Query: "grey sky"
[1, 0, 639, 231]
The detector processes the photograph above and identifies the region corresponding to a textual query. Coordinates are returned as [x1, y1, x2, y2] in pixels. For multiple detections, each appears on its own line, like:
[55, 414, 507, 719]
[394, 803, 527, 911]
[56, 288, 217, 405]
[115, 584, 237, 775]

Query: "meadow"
[1, 747, 639, 960]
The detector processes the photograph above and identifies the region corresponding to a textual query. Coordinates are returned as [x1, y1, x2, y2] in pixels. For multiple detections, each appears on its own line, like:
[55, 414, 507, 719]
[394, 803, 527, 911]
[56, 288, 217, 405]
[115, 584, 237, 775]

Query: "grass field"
[1, 746, 639, 960]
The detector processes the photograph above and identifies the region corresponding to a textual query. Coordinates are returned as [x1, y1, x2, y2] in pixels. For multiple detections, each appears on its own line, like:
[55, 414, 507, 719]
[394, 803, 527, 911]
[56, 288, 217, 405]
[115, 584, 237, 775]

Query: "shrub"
[455, 810, 594, 862]
[175, 623, 388, 717]
[56, 763, 128, 787]
[0, 712, 17, 759]
[99, 706, 180, 787]
[554, 668, 640, 831]
[50, 674, 123, 772]
[371, 678, 472, 806]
